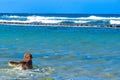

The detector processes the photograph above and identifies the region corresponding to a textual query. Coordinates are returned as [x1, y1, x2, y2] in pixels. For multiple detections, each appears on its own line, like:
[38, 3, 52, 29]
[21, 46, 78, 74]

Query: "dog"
[8, 52, 33, 70]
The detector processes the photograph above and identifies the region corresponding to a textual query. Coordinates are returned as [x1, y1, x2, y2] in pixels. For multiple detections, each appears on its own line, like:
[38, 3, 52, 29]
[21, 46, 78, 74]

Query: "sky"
[0, 0, 119, 14]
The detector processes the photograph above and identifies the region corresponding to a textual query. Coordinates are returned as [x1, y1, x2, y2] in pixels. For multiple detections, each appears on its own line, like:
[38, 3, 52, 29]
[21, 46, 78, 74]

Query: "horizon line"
[0, 13, 120, 15]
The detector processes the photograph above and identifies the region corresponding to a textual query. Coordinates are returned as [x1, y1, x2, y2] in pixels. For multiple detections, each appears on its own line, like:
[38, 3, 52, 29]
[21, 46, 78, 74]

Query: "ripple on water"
[0, 66, 55, 80]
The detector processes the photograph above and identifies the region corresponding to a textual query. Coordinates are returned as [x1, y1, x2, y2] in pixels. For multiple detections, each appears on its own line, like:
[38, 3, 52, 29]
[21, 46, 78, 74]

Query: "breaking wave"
[110, 20, 120, 24]
[0, 14, 120, 25]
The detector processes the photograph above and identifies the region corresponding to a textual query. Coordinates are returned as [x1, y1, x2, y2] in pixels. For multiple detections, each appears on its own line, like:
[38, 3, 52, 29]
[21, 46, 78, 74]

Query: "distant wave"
[1, 15, 120, 20]
[0, 15, 120, 25]
[1, 15, 25, 19]
[27, 16, 62, 23]
[26, 15, 120, 20]
[110, 20, 120, 24]
[6, 15, 22, 18]
[0, 20, 26, 22]
[0, 19, 90, 24]
[74, 20, 90, 23]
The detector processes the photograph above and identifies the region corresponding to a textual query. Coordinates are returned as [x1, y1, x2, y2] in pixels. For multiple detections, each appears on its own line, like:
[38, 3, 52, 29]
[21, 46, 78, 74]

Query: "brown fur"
[8, 52, 33, 70]
[20, 53, 33, 70]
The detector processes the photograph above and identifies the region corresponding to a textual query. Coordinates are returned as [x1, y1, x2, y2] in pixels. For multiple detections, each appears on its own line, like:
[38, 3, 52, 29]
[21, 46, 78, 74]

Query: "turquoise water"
[0, 25, 120, 80]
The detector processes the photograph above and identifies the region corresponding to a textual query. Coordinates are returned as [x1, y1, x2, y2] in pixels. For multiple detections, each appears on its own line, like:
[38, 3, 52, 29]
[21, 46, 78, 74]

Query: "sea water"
[0, 24, 120, 80]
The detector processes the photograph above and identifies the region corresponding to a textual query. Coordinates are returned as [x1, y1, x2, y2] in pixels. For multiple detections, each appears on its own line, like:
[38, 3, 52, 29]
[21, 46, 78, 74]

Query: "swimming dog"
[8, 52, 33, 70]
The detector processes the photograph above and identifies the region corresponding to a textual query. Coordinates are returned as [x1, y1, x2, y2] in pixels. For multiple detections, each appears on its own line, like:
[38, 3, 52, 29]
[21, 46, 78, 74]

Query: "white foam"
[0, 19, 62, 24]
[110, 20, 120, 24]
[0, 20, 30, 23]
[2, 15, 120, 20]
[0, 66, 55, 80]
[26, 15, 120, 22]
[8, 16, 22, 18]
[74, 20, 90, 23]
[27, 16, 69, 20]
[79, 16, 120, 20]
[27, 16, 63, 23]
[0, 15, 120, 24]
[1, 15, 24, 18]
[26, 16, 120, 24]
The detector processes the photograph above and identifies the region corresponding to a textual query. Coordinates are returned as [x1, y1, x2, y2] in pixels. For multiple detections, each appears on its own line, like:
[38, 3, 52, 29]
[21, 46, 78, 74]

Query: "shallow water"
[0, 25, 120, 80]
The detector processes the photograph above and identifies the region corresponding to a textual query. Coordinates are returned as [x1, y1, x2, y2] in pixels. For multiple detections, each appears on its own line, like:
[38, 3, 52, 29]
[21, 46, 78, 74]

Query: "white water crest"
[1, 15, 25, 18]
[110, 20, 120, 24]
[27, 16, 62, 23]
[77, 16, 120, 20]
[0, 20, 28, 23]
[74, 20, 90, 23]
[0, 15, 120, 24]
[27, 16, 70, 20]
[26, 15, 120, 20]
[7, 16, 22, 18]
[1, 15, 120, 20]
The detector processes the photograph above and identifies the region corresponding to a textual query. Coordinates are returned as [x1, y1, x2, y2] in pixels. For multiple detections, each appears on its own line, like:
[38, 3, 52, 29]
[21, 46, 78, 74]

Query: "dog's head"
[23, 52, 32, 61]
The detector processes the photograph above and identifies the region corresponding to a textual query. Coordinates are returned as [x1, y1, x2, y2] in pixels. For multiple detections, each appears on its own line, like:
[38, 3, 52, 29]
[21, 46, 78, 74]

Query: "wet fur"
[8, 53, 33, 70]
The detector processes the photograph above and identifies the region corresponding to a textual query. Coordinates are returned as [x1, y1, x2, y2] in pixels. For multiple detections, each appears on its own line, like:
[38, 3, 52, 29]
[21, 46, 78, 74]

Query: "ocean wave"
[74, 20, 90, 23]
[110, 20, 120, 24]
[26, 16, 76, 21]
[0, 15, 120, 25]
[78, 16, 120, 20]
[1, 15, 25, 19]
[0, 20, 30, 23]
[26, 15, 120, 20]
[0, 19, 63, 24]
[6, 15, 22, 18]
[1, 15, 120, 20]
[0, 19, 90, 24]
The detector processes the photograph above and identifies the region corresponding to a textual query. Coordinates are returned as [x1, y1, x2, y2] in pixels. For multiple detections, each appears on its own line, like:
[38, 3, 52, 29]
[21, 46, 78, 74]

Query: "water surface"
[0, 25, 120, 80]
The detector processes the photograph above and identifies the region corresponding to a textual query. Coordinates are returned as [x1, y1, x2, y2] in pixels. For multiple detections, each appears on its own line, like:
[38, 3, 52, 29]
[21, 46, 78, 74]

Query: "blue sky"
[0, 0, 119, 14]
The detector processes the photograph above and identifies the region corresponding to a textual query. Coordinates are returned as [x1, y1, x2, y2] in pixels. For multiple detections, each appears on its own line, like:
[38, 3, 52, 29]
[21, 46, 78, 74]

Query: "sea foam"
[110, 20, 120, 24]
[0, 15, 120, 25]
